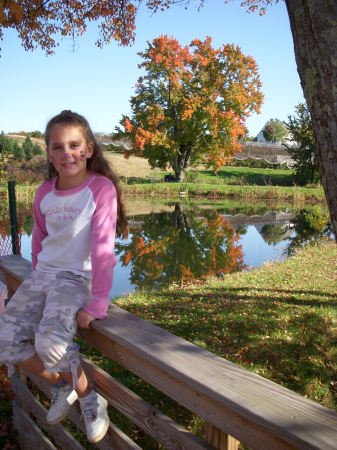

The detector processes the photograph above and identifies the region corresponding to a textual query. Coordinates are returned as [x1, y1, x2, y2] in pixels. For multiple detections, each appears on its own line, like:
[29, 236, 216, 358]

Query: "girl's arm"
[83, 181, 117, 319]
[31, 187, 48, 270]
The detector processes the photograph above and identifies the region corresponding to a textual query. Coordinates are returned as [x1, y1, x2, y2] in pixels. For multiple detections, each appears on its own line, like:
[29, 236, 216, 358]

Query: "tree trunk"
[173, 168, 185, 182]
[285, 0, 337, 240]
[172, 203, 191, 234]
[172, 144, 192, 182]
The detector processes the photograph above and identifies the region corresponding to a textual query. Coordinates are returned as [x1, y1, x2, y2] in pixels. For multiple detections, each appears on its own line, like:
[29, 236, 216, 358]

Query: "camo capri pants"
[0, 270, 90, 386]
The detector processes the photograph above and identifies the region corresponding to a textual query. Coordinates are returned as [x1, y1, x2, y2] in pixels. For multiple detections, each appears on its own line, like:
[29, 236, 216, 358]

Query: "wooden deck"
[1, 254, 337, 449]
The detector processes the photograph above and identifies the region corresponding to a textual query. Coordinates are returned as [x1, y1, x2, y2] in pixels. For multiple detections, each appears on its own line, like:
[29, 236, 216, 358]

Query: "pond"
[4, 197, 330, 300]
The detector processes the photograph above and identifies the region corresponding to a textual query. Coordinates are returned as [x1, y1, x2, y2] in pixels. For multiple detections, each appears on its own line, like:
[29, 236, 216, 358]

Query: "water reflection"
[286, 206, 331, 256]
[115, 202, 331, 289]
[116, 204, 245, 288]
[0, 199, 331, 295]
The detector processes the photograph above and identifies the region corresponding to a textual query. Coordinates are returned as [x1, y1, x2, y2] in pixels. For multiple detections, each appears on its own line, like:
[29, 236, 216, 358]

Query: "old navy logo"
[46, 207, 62, 215]
[46, 206, 81, 215]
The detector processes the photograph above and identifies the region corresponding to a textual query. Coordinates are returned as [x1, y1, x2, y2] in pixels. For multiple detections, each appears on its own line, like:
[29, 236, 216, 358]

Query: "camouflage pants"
[0, 270, 90, 385]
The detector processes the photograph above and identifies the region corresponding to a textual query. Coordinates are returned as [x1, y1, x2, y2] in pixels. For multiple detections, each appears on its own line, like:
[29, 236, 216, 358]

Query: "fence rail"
[1, 254, 337, 450]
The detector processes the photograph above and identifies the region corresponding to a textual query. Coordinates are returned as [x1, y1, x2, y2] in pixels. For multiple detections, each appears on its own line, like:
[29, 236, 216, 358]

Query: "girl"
[0, 110, 128, 444]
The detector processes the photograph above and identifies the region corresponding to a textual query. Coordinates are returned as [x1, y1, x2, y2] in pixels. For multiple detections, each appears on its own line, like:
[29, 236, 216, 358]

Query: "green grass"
[197, 166, 296, 186]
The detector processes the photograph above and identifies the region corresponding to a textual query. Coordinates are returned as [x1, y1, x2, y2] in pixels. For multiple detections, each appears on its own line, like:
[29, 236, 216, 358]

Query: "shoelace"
[81, 399, 98, 421]
[50, 386, 67, 405]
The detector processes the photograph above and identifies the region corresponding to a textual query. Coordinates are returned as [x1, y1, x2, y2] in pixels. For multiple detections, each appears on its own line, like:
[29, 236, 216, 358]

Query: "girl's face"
[47, 124, 94, 190]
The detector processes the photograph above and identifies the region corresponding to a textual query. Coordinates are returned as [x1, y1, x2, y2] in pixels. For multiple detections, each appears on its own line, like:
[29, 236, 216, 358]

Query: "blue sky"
[0, 1, 304, 137]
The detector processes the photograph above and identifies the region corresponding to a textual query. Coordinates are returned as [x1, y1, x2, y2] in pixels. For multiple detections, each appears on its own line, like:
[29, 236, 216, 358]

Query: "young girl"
[0, 110, 128, 444]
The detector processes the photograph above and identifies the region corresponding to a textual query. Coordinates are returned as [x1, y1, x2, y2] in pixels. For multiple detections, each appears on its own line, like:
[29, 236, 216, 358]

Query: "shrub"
[184, 171, 199, 183]
[0, 156, 46, 185]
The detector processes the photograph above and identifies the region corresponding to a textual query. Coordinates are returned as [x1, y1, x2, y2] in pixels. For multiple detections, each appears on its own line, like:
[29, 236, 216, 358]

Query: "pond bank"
[1, 181, 326, 204]
[122, 182, 326, 203]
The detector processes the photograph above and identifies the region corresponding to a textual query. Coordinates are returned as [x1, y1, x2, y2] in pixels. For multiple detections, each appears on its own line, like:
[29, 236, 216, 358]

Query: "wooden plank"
[68, 406, 142, 450]
[0, 254, 32, 281]
[25, 371, 142, 450]
[79, 304, 337, 450]
[11, 374, 84, 450]
[80, 355, 213, 450]
[0, 255, 32, 298]
[80, 326, 292, 450]
[13, 400, 56, 450]
[204, 422, 239, 450]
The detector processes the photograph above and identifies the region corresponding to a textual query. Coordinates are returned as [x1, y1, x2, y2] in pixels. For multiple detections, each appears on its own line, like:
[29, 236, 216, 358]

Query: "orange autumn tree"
[118, 35, 263, 181]
[0, 0, 136, 55]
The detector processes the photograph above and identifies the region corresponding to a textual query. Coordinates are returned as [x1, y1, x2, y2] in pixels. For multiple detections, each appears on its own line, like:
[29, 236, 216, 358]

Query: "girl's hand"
[77, 309, 95, 329]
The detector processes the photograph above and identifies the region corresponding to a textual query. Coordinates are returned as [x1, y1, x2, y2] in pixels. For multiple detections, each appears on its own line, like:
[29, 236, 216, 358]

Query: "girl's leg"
[17, 353, 60, 385]
[34, 271, 91, 387]
[60, 365, 91, 397]
[0, 272, 46, 370]
[34, 272, 109, 442]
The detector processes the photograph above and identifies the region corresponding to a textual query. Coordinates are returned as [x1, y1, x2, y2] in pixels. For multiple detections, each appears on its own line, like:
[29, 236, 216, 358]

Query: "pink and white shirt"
[32, 173, 117, 319]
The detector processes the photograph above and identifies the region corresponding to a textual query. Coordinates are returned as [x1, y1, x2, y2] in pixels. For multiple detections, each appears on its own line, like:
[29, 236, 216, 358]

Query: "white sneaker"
[79, 390, 109, 444]
[46, 383, 78, 425]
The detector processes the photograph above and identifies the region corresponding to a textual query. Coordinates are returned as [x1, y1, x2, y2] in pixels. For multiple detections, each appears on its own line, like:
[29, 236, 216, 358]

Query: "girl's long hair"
[45, 110, 129, 239]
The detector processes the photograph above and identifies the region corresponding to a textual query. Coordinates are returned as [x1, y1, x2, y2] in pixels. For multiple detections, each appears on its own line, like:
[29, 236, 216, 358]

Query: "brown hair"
[45, 110, 129, 239]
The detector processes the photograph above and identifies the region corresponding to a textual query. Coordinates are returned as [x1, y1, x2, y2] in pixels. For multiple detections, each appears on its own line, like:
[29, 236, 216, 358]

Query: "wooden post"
[204, 422, 240, 450]
[7, 180, 20, 255]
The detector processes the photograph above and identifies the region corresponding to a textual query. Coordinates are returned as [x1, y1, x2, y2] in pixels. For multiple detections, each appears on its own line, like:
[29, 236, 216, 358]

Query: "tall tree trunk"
[172, 144, 192, 181]
[285, 0, 337, 240]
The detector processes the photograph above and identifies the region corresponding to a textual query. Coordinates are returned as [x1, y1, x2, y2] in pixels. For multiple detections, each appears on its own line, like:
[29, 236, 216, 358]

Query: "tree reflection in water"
[0, 199, 331, 292]
[258, 206, 330, 255]
[286, 206, 331, 256]
[115, 203, 245, 289]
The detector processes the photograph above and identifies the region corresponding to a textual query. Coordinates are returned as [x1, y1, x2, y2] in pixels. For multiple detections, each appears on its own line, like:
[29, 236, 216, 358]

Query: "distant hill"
[5, 134, 45, 147]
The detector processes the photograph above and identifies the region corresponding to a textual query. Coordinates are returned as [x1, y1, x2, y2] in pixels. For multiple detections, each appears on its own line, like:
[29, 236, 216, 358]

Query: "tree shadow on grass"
[190, 286, 337, 307]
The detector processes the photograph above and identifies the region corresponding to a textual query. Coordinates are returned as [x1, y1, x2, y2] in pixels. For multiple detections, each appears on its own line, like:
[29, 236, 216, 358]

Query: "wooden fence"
[1, 254, 337, 450]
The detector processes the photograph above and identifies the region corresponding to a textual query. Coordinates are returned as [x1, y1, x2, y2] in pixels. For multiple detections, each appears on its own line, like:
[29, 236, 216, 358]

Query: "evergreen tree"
[22, 136, 34, 161]
[3, 137, 14, 156]
[286, 103, 319, 185]
[33, 142, 43, 155]
[13, 141, 25, 160]
[0, 131, 5, 158]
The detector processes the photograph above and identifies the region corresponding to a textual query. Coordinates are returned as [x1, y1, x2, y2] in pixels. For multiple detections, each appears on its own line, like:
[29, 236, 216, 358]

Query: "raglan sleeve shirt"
[31, 176, 118, 320]
[83, 181, 117, 319]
